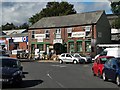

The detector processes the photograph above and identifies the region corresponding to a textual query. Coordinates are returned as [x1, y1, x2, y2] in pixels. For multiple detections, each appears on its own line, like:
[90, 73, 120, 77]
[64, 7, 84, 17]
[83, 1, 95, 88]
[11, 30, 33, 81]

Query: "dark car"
[102, 58, 120, 86]
[0, 56, 24, 86]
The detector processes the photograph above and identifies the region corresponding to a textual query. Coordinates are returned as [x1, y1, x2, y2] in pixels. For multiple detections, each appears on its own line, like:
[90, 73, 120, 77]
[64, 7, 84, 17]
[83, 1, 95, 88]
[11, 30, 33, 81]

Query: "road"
[3, 61, 119, 89]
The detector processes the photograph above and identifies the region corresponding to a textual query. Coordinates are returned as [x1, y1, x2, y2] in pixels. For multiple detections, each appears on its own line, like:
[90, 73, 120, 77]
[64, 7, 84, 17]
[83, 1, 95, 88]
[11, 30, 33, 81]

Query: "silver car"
[58, 53, 80, 64]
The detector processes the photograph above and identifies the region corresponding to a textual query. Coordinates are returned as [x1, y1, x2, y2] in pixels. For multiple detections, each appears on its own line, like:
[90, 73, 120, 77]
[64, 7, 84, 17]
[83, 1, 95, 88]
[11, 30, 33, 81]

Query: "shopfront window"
[85, 41, 91, 52]
[31, 44, 35, 53]
[37, 44, 43, 51]
[76, 41, 82, 52]
[69, 42, 74, 53]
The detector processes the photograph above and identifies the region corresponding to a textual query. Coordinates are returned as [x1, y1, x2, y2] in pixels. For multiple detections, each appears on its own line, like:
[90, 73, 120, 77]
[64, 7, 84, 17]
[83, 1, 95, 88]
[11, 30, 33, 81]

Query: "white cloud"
[1, 1, 112, 26]
[2, 2, 47, 25]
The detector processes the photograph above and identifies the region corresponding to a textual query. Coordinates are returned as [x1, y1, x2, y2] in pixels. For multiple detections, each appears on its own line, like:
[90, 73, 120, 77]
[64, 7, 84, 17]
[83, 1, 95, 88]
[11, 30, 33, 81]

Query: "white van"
[103, 48, 120, 58]
[94, 48, 120, 60]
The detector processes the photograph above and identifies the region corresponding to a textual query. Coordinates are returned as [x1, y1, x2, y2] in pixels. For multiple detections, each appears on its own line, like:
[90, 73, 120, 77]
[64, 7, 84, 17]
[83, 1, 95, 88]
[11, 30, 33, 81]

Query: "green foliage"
[112, 17, 120, 29]
[111, 1, 120, 29]
[111, 1, 120, 14]
[2, 23, 16, 30]
[2, 22, 29, 30]
[29, 1, 76, 25]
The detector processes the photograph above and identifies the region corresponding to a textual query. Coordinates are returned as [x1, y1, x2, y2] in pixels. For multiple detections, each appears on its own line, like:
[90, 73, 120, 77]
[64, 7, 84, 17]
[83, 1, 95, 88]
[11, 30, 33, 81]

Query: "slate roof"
[29, 10, 105, 29]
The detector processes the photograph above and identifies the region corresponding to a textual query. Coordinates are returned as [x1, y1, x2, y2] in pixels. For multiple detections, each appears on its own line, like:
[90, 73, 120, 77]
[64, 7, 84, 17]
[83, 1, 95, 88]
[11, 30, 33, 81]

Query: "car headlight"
[13, 71, 22, 76]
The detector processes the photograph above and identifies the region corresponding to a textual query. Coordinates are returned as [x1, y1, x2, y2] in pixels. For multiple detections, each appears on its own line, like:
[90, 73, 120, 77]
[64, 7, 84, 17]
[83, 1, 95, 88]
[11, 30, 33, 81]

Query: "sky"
[1, 0, 113, 26]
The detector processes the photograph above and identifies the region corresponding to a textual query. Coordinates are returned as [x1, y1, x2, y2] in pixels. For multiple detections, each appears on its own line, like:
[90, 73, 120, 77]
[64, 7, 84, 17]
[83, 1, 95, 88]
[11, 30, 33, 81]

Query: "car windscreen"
[100, 57, 114, 64]
[1, 58, 18, 68]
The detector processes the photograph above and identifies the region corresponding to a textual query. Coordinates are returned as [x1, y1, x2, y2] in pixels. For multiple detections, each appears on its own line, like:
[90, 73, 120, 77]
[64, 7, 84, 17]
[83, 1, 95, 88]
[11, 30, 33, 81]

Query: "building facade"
[28, 10, 111, 57]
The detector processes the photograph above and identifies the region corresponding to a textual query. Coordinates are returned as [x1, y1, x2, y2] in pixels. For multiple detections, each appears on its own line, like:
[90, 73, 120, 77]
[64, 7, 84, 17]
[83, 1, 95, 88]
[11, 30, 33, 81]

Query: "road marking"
[51, 65, 67, 68]
[47, 73, 53, 79]
[55, 81, 64, 88]
[47, 73, 65, 88]
[83, 65, 89, 67]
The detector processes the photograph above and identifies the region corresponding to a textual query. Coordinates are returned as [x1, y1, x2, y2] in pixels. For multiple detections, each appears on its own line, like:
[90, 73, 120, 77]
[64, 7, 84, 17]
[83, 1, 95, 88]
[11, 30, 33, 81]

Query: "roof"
[3, 29, 27, 35]
[29, 10, 104, 29]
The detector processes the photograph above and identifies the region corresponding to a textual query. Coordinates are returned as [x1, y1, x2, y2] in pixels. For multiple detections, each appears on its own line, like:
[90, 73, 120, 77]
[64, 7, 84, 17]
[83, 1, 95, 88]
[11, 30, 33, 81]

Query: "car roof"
[98, 56, 114, 59]
[0, 56, 17, 60]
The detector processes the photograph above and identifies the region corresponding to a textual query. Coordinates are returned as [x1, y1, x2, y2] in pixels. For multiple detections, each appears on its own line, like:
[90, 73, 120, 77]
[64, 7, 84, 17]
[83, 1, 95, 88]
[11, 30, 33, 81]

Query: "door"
[66, 54, 73, 62]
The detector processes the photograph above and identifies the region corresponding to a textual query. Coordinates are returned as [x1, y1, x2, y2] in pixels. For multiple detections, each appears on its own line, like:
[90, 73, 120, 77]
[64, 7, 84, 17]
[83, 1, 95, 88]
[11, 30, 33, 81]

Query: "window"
[45, 29, 50, 39]
[85, 41, 91, 52]
[31, 44, 35, 53]
[69, 42, 74, 53]
[32, 31, 35, 38]
[61, 54, 65, 57]
[76, 41, 82, 52]
[66, 54, 71, 57]
[55, 29, 61, 38]
[85, 26, 91, 37]
[37, 44, 43, 51]
[67, 28, 72, 38]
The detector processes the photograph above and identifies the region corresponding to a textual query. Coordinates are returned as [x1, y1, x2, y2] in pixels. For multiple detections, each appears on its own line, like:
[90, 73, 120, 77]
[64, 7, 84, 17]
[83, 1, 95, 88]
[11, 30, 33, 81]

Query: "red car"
[92, 56, 114, 77]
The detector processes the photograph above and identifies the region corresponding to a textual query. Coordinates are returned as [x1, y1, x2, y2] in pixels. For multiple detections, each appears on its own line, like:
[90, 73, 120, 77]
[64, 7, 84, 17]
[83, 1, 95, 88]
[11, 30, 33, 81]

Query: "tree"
[111, 1, 120, 14]
[29, 1, 77, 25]
[2, 23, 16, 30]
[110, 1, 120, 28]
[19, 23, 29, 29]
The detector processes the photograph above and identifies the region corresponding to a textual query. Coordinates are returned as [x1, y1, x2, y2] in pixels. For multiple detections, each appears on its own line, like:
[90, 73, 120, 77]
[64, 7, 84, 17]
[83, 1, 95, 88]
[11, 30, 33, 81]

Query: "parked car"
[0, 56, 25, 86]
[73, 53, 92, 63]
[58, 53, 81, 64]
[102, 58, 120, 86]
[92, 56, 114, 77]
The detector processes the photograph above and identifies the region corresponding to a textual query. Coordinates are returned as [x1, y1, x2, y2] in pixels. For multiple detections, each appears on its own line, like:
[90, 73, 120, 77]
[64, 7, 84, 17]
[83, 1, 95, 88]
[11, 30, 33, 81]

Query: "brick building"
[28, 10, 111, 57]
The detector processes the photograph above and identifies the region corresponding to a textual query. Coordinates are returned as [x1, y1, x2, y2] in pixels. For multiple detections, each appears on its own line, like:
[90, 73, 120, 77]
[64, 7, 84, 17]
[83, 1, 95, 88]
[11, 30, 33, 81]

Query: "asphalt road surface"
[3, 61, 120, 89]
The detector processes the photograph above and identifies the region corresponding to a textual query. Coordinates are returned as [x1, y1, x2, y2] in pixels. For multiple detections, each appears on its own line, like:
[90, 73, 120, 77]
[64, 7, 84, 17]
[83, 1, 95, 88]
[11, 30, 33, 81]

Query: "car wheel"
[116, 75, 120, 86]
[60, 60, 63, 64]
[73, 60, 77, 64]
[102, 71, 107, 81]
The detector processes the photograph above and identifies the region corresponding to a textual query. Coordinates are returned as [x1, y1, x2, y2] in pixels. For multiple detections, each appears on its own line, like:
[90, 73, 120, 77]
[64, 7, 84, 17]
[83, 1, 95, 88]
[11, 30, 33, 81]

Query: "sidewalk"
[37, 60, 59, 63]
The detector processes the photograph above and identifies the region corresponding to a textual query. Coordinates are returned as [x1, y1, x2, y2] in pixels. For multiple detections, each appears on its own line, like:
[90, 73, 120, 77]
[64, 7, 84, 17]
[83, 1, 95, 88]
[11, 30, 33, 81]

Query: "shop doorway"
[53, 43, 63, 55]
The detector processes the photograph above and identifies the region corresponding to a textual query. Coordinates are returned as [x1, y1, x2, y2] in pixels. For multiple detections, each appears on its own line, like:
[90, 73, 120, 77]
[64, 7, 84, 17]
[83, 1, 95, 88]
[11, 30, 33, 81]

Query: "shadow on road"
[2, 79, 44, 89]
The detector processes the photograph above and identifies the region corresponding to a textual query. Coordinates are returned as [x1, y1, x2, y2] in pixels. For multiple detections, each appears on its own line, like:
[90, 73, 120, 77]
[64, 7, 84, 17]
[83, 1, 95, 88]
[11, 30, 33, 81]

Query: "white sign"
[72, 32, 85, 37]
[37, 38, 43, 42]
[6, 37, 23, 42]
[53, 39, 62, 44]
[35, 34, 45, 39]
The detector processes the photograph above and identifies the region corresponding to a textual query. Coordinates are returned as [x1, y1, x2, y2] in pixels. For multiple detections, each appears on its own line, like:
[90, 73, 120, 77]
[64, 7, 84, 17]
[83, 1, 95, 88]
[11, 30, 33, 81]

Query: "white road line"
[55, 81, 64, 88]
[51, 65, 67, 68]
[83, 65, 89, 67]
[47, 73, 53, 79]
[46, 73, 65, 88]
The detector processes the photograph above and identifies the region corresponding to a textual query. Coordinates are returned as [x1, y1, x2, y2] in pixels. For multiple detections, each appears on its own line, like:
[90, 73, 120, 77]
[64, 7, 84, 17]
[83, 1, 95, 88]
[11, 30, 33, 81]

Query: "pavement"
[19, 59, 59, 62]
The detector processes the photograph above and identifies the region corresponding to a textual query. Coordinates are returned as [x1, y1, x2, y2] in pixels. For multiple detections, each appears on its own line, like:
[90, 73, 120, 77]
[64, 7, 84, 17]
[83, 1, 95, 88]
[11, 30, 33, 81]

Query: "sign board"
[35, 34, 45, 39]
[37, 38, 43, 42]
[53, 39, 62, 44]
[72, 32, 85, 37]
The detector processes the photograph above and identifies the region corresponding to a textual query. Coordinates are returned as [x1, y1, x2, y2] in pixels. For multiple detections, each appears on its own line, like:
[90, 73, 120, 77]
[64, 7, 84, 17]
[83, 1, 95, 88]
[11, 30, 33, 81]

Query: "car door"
[66, 54, 73, 62]
[109, 60, 117, 80]
[104, 59, 112, 79]
[93, 58, 99, 75]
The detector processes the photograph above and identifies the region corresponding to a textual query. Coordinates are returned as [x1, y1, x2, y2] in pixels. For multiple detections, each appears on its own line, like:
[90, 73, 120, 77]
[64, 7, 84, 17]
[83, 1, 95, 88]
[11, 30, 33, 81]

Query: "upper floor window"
[67, 28, 72, 38]
[85, 26, 91, 37]
[45, 29, 50, 39]
[55, 28, 61, 38]
[32, 31, 35, 38]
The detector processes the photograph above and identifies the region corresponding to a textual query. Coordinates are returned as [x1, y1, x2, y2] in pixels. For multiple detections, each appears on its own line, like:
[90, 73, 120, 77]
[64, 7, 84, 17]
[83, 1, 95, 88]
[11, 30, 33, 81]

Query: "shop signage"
[72, 32, 85, 37]
[53, 39, 62, 44]
[35, 34, 45, 39]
